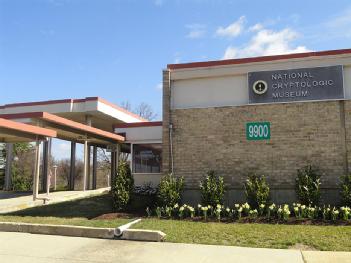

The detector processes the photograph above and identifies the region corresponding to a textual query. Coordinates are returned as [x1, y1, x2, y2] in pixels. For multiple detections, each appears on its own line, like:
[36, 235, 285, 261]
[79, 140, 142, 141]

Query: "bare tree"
[120, 100, 158, 121]
[120, 101, 132, 112]
[97, 148, 110, 170]
[134, 102, 158, 121]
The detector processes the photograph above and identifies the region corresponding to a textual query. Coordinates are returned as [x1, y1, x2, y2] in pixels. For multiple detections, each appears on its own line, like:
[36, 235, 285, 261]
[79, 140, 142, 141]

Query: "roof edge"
[0, 112, 125, 143]
[0, 96, 147, 122]
[96, 97, 148, 122]
[0, 118, 57, 138]
[114, 121, 162, 129]
[167, 48, 351, 70]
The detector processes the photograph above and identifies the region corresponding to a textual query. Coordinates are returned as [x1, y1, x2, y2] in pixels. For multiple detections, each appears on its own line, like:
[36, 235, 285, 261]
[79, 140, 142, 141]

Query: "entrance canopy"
[0, 112, 124, 146]
[0, 97, 146, 131]
[0, 118, 56, 142]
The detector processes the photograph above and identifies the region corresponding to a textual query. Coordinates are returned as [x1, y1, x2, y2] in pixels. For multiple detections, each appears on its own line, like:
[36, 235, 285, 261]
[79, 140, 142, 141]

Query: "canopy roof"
[0, 97, 147, 132]
[0, 112, 124, 146]
[0, 118, 57, 142]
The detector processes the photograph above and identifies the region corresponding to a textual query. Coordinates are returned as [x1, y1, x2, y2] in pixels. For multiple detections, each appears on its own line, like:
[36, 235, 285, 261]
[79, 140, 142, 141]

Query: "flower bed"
[146, 203, 351, 224]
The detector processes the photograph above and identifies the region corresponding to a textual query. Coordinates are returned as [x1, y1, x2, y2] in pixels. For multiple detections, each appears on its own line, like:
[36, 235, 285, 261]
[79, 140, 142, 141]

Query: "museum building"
[2, 48, 351, 204]
[157, 48, 351, 204]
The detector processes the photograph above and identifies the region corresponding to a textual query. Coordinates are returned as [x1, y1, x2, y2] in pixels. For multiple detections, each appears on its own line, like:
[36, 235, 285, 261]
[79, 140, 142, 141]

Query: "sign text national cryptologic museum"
[248, 65, 344, 104]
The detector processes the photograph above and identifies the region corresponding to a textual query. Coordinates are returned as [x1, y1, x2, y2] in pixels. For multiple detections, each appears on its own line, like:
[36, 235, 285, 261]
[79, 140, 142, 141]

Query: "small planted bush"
[295, 165, 321, 206]
[111, 161, 134, 211]
[157, 174, 184, 207]
[200, 170, 225, 207]
[340, 175, 351, 207]
[244, 174, 270, 209]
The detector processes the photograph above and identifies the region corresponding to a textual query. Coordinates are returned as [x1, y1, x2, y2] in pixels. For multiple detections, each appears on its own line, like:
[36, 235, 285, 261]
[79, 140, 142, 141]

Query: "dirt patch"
[289, 243, 317, 251]
[93, 212, 145, 220]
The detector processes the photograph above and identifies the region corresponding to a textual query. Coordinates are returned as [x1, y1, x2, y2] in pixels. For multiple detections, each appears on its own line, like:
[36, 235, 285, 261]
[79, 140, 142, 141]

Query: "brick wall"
[163, 99, 350, 199]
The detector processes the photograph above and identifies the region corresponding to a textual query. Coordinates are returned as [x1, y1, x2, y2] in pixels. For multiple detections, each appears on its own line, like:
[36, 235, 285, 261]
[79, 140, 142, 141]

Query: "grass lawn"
[134, 219, 351, 251]
[1, 194, 351, 251]
[0, 194, 130, 228]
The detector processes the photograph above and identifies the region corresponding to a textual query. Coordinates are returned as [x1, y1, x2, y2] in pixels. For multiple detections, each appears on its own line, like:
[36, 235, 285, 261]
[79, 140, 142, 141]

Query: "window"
[132, 144, 162, 173]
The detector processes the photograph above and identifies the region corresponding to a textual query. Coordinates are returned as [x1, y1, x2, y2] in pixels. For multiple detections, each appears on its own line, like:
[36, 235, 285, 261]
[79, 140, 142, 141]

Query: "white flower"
[259, 204, 265, 209]
[234, 204, 240, 208]
[243, 202, 250, 209]
[179, 207, 184, 212]
[226, 207, 230, 212]
[174, 203, 179, 208]
[198, 204, 202, 208]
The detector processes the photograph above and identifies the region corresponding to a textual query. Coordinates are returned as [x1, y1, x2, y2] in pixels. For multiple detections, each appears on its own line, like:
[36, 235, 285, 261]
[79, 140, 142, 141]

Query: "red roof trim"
[167, 48, 351, 70]
[114, 121, 162, 129]
[0, 118, 57, 138]
[0, 97, 146, 122]
[1, 99, 73, 108]
[0, 112, 125, 142]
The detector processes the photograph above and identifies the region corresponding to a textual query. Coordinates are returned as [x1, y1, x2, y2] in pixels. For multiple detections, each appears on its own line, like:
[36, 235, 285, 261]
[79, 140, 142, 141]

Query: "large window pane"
[133, 144, 162, 173]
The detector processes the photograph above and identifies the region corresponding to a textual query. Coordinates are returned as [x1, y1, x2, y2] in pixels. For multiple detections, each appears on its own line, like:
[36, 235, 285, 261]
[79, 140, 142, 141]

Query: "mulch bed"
[93, 212, 145, 220]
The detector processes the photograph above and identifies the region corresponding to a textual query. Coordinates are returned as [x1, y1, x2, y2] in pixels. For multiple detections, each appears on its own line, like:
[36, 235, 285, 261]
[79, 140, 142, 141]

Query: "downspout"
[168, 69, 174, 175]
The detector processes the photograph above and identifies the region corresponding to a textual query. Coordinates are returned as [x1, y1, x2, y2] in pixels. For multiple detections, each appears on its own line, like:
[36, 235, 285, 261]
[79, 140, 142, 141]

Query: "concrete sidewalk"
[1, 232, 350, 263]
[0, 187, 110, 214]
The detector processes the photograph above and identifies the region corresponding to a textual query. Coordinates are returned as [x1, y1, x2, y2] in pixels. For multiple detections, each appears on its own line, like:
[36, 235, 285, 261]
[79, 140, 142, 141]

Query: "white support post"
[4, 143, 13, 191]
[33, 140, 41, 201]
[83, 140, 88, 191]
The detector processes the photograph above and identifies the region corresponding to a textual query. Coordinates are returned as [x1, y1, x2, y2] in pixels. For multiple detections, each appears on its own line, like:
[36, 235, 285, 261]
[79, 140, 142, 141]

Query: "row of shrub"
[111, 162, 351, 222]
[155, 165, 351, 209]
[146, 202, 351, 222]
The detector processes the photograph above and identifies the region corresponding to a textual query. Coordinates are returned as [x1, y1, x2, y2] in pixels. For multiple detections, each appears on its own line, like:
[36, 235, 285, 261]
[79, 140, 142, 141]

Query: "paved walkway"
[1, 232, 350, 263]
[0, 188, 110, 214]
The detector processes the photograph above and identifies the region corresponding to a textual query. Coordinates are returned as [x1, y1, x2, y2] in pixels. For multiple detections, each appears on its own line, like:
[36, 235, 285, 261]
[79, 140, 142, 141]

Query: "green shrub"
[157, 174, 184, 207]
[244, 174, 270, 209]
[200, 170, 225, 207]
[340, 175, 351, 206]
[12, 175, 32, 191]
[295, 165, 321, 206]
[111, 161, 134, 211]
[0, 170, 4, 189]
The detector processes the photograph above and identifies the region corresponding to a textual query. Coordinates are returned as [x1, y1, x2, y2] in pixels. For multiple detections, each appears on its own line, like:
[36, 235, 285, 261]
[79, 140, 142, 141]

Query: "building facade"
[162, 49, 351, 205]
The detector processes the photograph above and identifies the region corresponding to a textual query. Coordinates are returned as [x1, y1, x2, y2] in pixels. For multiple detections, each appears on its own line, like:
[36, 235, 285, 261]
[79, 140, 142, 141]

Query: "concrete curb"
[0, 222, 115, 239]
[0, 222, 166, 242]
[122, 229, 166, 242]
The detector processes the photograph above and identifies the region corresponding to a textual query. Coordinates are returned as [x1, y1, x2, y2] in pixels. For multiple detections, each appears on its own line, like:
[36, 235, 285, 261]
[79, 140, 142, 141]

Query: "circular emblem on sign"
[253, 80, 268, 95]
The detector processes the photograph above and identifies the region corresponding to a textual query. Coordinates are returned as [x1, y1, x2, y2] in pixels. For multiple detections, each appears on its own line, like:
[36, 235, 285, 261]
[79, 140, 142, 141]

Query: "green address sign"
[246, 122, 270, 140]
